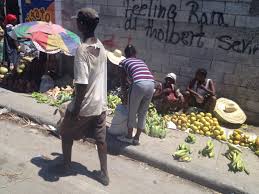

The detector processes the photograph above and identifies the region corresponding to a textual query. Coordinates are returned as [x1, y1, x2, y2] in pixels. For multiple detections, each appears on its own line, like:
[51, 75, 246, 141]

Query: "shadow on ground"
[31, 153, 96, 183]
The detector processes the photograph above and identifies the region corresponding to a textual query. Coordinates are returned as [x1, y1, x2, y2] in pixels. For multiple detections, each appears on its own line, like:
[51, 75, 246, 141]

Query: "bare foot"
[93, 170, 109, 186]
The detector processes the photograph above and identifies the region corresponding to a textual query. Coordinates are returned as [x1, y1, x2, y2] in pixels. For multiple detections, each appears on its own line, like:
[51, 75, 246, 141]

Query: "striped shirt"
[120, 58, 154, 83]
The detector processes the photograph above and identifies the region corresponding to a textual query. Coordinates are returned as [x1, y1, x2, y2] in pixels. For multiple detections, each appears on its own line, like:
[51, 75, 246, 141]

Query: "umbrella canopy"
[12, 21, 81, 56]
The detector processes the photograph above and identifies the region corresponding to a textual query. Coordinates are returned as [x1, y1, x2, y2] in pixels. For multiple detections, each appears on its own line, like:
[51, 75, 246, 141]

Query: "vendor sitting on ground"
[184, 68, 216, 113]
[153, 73, 184, 114]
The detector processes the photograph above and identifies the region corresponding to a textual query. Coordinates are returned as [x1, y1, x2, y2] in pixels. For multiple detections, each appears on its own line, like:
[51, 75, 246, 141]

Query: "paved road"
[0, 120, 218, 194]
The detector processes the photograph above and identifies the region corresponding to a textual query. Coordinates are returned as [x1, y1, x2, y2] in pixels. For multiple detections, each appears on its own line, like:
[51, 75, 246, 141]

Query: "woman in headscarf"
[153, 73, 184, 113]
[3, 14, 19, 70]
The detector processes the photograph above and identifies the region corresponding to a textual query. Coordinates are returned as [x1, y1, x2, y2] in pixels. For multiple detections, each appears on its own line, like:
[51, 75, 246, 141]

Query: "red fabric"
[4, 14, 17, 25]
[27, 31, 48, 49]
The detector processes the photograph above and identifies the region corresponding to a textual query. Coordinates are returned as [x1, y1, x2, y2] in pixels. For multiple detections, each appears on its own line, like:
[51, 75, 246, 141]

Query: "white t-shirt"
[68, 38, 107, 117]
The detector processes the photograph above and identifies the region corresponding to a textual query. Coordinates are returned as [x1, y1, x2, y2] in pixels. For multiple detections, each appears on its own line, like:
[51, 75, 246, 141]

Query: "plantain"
[200, 140, 215, 158]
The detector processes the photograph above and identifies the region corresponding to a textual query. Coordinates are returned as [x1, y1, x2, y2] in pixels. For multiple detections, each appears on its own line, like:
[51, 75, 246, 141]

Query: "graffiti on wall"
[21, 0, 55, 23]
[124, 0, 259, 55]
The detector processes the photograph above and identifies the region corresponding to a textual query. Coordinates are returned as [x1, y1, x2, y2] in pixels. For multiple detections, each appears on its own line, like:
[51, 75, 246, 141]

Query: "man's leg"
[62, 138, 73, 169]
[93, 112, 109, 186]
[183, 91, 191, 112]
[95, 141, 109, 186]
[205, 96, 217, 113]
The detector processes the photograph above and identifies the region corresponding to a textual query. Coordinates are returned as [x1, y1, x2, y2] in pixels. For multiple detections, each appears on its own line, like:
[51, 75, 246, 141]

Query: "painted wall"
[61, 0, 259, 124]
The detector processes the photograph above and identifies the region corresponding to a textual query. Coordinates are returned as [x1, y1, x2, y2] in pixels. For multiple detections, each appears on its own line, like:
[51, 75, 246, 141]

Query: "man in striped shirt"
[118, 45, 154, 145]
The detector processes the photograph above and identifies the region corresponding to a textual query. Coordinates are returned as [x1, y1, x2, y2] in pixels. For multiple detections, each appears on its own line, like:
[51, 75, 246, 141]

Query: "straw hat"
[214, 98, 247, 124]
[107, 49, 125, 65]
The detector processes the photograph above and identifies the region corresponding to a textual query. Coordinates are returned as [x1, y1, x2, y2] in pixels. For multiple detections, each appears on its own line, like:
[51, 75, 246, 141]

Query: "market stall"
[0, 21, 80, 94]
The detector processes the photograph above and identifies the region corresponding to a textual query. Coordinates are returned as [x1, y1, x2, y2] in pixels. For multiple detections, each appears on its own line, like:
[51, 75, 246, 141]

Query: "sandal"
[93, 170, 109, 186]
[117, 136, 133, 144]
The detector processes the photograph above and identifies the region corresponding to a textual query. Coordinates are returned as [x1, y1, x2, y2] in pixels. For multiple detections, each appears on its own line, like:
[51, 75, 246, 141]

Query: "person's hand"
[179, 95, 184, 104]
[10, 63, 14, 70]
[67, 109, 80, 121]
[121, 97, 128, 105]
[196, 94, 204, 103]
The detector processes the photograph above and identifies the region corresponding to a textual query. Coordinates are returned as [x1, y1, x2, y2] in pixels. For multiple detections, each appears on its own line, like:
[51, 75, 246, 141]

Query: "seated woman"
[153, 73, 184, 114]
[184, 68, 216, 113]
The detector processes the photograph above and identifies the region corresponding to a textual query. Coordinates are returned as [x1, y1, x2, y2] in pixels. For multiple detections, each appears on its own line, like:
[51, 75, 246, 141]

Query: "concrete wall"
[61, 0, 259, 124]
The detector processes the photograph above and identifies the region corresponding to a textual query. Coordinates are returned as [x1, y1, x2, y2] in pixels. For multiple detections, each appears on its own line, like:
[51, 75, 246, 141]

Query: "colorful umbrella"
[12, 21, 81, 56]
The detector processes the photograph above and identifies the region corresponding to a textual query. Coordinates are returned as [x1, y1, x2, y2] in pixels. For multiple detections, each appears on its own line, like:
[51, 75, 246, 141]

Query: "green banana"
[227, 143, 242, 153]
[185, 134, 196, 144]
[200, 140, 215, 158]
[173, 143, 192, 162]
[174, 150, 189, 159]
[225, 146, 249, 175]
[179, 155, 192, 162]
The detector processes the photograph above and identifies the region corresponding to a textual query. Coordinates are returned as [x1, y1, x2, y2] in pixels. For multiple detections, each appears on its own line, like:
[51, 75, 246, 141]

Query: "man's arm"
[70, 46, 91, 117]
[201, 80, 216, 96]
[120, 67, 128, 104]
[187, 79, 200, 97]
[70, 84, 88, 118]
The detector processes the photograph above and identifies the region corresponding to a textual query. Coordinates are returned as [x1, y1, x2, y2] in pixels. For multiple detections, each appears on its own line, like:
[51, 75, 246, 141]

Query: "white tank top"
[194, 79, 211, 97]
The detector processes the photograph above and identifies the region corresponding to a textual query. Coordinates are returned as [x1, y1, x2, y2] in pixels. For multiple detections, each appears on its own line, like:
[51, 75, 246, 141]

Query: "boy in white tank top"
[184, 68, 216, 113]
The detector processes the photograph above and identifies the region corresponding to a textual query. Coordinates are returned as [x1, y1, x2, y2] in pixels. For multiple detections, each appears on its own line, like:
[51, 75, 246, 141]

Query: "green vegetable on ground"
[32, 91, 72, 107]
[145, 103, 167, 139]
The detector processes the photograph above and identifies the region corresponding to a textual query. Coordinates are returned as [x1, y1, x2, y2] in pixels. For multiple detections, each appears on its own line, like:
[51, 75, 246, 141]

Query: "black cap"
[72, 8, 99, 23]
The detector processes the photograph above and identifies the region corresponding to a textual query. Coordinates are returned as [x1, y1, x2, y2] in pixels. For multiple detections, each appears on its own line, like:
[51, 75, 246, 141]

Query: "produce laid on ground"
[107, 94, 121, 114]
[165, 112, 258, 150]
[228, 129, 255, 147]
[173, 143, 192, 162]
[0, 66, 8, 78]
[185, 134, 196, 144]
[145, 103, 167, 139]
[32, 86, 73, 107]
[224, 143, 249, 175]
[199, 140, 215, 158]
[253, 137, 259, 157]
[170, 112, 227, 140]
[107, 94, 167, 139]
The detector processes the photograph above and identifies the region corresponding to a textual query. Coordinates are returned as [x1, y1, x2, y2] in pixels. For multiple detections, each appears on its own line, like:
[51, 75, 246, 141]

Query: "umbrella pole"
[45, 54, 49, 74]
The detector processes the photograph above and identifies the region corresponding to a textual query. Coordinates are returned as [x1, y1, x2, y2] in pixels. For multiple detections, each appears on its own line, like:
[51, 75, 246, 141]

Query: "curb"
[0, 100, 252, 194]
[107, 135, 249, 194]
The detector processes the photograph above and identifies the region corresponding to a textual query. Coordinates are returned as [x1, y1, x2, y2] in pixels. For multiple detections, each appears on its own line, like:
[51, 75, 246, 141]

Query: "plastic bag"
[39, 74, 54, 93]
[108, 105, 128, 136]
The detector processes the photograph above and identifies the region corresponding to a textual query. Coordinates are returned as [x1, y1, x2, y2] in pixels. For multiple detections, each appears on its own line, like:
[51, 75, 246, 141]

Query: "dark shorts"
[59, 111, 106, 144]
[189, 95, 214, 108]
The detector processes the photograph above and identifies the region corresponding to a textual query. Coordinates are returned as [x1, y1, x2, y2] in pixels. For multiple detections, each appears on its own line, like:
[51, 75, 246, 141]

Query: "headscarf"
[4, 14, 17, 26]
[166, 73, 177, 82]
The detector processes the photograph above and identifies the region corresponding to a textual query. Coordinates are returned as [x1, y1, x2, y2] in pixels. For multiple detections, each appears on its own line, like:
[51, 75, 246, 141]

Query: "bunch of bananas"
[145, 103, 167, 139]
[173, 143, 192, 162]
[225, 143, 249, 175]
[107, 94, 122, 113]
[253, 137, 259, 157]
[185, 134, 196, 144]
[200, 140, 215, 158]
